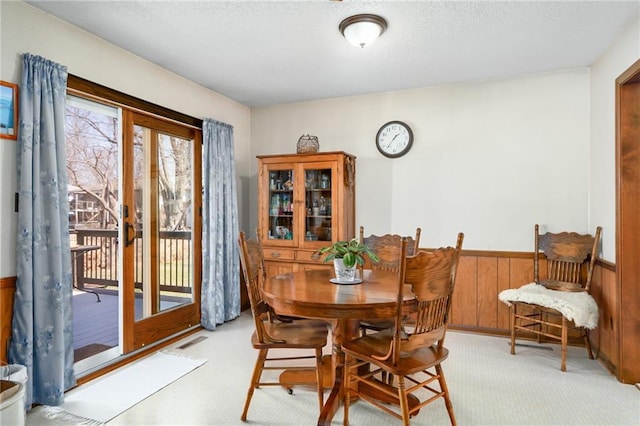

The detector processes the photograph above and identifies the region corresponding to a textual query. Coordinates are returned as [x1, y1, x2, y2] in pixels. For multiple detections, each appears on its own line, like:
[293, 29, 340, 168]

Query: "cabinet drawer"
[263, 249, 295, 261]
[296, 250, 325, 264]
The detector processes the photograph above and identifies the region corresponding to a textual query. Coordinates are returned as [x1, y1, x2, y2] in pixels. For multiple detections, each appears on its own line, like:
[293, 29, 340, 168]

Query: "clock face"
[376, 121, 413, 158]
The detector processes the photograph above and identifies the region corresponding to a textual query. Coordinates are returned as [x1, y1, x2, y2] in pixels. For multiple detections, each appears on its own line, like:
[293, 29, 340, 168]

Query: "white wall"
[590, 13, 640, 262]
[251, 70, 591, 251]
[0, 1, 251, 277]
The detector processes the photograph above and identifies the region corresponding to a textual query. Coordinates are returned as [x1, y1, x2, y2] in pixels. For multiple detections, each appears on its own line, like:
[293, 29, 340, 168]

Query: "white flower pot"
[334, 258, 356, 282]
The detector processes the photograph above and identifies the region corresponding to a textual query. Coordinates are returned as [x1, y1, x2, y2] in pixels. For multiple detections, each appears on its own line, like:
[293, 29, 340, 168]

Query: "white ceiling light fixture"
[339, 14, 387, 48]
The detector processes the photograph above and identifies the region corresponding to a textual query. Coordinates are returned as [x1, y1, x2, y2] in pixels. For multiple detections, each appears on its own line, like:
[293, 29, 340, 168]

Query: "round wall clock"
[375, 121, 413, 158]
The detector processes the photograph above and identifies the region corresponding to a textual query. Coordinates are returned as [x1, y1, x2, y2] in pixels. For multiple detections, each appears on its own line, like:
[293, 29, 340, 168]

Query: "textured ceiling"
[26, 1, 640, 107]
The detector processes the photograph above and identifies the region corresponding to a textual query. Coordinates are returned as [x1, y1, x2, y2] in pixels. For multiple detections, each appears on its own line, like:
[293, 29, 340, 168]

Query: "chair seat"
[499, 283, 599, 330]
[342, 332, 449, 377]
[252, 320, 328, 349]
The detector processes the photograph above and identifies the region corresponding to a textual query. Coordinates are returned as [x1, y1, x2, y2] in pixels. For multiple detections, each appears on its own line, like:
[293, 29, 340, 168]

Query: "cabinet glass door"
[267, 168, 295, 241]
[303, 167, 333, 242]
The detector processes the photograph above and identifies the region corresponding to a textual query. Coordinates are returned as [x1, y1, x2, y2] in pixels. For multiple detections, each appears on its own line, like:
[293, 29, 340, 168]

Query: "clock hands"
[384, 133, 401, 150]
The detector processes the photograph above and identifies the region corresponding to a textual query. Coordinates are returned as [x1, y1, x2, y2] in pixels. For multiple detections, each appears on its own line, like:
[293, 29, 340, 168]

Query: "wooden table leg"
[317, 318, 359, 426]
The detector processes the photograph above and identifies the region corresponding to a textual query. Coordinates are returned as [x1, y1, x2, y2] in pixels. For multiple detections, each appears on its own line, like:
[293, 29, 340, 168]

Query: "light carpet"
[43, 351, 206, 424]
[27, 312, 639, 425]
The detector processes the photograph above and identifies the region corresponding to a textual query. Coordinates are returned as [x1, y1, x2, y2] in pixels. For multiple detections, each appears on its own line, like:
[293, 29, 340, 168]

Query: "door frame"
[615, 57, 640, 384]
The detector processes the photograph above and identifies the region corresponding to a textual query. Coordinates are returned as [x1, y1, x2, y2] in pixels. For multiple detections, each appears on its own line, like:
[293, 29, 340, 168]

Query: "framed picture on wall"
[0, 81, 18, 140]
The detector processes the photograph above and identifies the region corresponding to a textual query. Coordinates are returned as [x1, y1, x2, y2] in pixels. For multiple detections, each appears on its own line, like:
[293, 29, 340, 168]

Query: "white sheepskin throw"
[498, 283, 599, 330]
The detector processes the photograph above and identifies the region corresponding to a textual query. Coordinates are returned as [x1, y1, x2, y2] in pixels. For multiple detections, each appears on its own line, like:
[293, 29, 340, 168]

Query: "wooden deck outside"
[71, 228, 194, 361]
[72, 287, 189, 361]
[73, 289, 118, 361]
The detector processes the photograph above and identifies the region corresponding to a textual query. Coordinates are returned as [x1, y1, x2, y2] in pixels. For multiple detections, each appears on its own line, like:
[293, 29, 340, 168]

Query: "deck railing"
[74, 228, 192, 294]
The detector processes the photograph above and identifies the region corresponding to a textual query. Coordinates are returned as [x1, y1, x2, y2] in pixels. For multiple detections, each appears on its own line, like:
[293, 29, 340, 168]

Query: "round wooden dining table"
[262, 268, 414, 426]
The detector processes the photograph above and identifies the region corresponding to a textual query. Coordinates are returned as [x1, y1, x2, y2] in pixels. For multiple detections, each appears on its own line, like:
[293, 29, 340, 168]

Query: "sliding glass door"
[67, 91, 202, 372]
[122, 111, 201, 352]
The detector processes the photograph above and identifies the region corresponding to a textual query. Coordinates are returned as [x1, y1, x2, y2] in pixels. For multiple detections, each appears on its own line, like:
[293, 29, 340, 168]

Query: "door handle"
[125, 222, 136, 247]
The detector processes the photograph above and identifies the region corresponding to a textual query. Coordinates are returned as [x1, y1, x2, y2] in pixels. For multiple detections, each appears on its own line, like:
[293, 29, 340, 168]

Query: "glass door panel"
[132, 125, 194, 320]
[132, 124, 146, 320]
[267, 168, 295, 241]
[304, 167, 333, 242]
[157, 133, 194, 310]
[66, 95, 122, 372]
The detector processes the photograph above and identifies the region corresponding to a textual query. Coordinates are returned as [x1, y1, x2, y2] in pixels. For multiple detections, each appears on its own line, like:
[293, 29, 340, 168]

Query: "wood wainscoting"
[0, 276, 16, 363]
[588, 260, 619, 378]
[449, 250, 621, 379]
[450, 250, 535, 332]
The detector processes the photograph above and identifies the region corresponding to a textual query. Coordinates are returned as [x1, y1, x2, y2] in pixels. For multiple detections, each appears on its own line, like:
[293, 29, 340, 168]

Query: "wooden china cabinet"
[256, 151, 356, 277]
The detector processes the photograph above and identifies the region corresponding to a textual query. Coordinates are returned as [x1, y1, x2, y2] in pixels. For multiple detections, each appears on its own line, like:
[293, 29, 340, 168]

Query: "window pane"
[133, 125, 194, 320]
[66, 95, 121, 369]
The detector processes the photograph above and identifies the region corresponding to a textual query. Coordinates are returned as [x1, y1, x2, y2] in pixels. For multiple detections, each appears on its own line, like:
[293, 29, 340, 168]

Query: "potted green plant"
[318, 238, 380, 282]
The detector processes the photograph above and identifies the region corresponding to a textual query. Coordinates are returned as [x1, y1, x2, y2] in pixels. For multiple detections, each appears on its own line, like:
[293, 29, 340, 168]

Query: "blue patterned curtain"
[9, 54, 75, 408]
[201, 118, 240, 329]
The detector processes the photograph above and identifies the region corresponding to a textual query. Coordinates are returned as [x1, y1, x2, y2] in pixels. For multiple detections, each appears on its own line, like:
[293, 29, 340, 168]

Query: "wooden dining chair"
[358, 226, 422, 336]
[238, 231, 328, 422]
[359, 226, 421, 271]
[500, 224, 602, 371]
[342, 233, 464, 425]
[248, 228, 301, 323]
